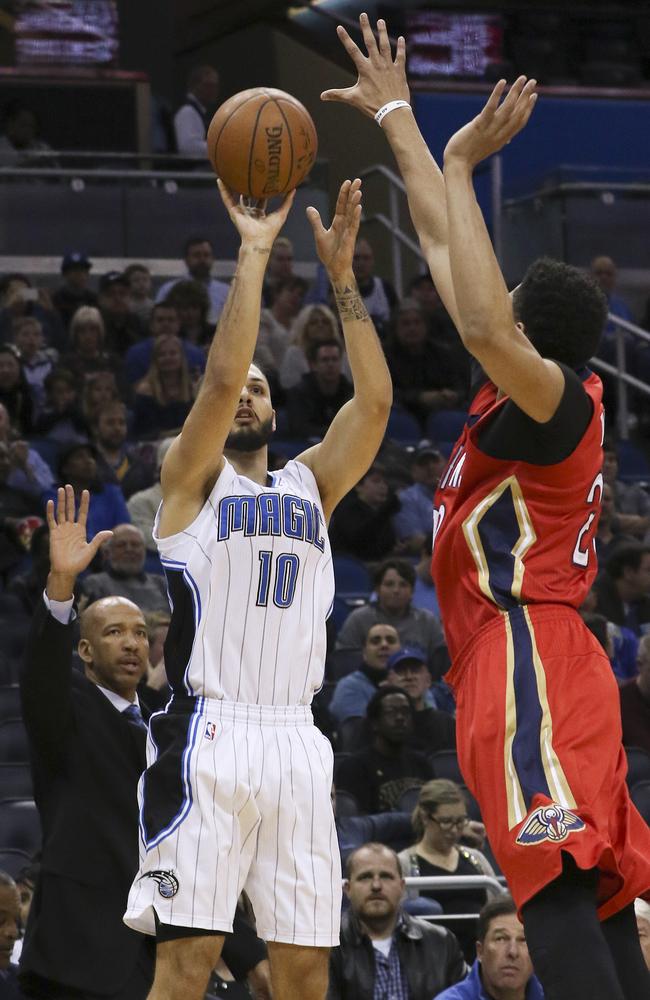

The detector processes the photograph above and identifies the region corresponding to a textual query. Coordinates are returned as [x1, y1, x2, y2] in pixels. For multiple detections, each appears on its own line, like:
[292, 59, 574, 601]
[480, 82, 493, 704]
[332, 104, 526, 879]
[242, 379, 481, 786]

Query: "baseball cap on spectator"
[387, 646, 427, 671]
[99, 271, 128, 292]
[56, 441, 99, 480]
[61, 252, 92, 273]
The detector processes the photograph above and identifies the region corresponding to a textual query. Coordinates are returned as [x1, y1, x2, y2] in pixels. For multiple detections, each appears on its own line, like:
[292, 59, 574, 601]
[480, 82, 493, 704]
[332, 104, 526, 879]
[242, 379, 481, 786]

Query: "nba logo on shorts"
[204, 721, 216, 741]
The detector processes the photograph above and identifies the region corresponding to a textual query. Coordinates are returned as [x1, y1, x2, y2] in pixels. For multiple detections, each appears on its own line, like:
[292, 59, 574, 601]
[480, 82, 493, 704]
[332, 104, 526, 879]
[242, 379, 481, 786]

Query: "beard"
[224, 415, 274, 454]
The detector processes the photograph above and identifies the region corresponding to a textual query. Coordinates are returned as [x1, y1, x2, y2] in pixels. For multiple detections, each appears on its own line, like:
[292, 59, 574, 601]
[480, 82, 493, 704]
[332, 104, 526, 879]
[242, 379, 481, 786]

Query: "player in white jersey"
[124, 177, 392, 1000]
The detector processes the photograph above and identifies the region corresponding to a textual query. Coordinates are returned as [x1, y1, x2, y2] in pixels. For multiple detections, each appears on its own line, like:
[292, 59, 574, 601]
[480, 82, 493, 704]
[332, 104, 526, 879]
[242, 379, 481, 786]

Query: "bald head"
[106, 524, 146, 575]
[78, 597, 148, 700]
[591, 255, 617, 294]
[80, 595, 142, 641]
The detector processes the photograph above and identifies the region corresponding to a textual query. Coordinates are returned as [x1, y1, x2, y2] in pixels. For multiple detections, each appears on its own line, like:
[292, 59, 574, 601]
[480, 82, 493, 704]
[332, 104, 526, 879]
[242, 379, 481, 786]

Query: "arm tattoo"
[333, 284, 371, 323]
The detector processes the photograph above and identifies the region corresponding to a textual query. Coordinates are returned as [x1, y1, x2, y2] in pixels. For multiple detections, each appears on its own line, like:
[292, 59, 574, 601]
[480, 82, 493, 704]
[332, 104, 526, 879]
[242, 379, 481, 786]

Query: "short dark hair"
[365, 684, 414, 723]
[477, 895, 518, 942]
[345, 842, 401, 880]
[373, 558, 416, 590]
[151, 301, 179, 320]
[306, 337, 342, 364]
[605, 543, 650, 580]
[271, 276, 308, 303]
[512, 257, 607, 368]
[183, 236, 213, 257]
[580, 611, 609, 653]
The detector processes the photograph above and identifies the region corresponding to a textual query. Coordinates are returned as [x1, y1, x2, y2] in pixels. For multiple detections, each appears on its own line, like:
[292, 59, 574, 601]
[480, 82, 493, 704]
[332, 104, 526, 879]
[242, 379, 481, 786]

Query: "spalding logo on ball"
[207, 87, 318, 200]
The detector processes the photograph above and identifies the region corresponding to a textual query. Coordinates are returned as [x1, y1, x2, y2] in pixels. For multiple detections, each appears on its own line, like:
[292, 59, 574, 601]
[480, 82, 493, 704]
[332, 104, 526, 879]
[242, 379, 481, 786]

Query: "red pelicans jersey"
[431, 370, 605, 664]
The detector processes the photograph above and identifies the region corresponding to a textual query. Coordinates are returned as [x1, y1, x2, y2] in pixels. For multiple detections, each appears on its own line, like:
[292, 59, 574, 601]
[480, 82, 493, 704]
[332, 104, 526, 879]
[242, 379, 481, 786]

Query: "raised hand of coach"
[444, 76, 538, 169]
[321, 13, 410, 121]
[46, 485, 112, 596]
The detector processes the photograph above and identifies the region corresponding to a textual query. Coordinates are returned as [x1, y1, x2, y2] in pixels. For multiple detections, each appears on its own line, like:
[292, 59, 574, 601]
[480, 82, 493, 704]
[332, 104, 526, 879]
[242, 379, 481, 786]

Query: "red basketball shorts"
[446, 603, 650, 919]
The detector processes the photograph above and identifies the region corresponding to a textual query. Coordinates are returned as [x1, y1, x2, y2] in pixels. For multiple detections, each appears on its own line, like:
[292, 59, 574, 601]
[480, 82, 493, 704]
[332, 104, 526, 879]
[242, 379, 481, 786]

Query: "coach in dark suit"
[19, 486, 155, 1000]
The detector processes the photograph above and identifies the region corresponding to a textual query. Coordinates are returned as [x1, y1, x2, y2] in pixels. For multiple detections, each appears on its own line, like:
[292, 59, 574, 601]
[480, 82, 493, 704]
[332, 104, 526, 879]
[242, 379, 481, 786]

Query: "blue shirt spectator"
[393, 446, 445, 555]
[124, 302, 206, 385]
[42, 442, 130, 537]
[155, 237, 229, 325]
[330, 623, 400, 724]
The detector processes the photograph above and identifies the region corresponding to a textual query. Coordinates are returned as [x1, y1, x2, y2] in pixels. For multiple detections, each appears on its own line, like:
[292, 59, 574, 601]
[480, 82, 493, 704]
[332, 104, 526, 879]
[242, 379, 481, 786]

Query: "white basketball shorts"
[124, 698, 341, 947]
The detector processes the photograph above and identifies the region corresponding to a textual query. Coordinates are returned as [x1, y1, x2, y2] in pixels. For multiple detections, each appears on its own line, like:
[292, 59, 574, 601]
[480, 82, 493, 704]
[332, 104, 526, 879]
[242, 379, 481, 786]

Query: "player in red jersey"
[325, 14, 650, 1000]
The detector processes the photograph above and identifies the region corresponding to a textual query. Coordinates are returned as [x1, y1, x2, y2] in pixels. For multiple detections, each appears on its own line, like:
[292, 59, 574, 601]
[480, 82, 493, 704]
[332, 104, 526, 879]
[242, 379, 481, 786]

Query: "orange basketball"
[207, 87, 318, 200]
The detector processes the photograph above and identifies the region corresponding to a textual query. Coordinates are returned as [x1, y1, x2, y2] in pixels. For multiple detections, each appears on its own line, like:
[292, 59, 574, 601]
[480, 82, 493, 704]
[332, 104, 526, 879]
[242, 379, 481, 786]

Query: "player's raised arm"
[159, 182, 294, 535]
[322, 13, 462, 332]
[297, 179, 392, 521]
[442, 78, 565, 422]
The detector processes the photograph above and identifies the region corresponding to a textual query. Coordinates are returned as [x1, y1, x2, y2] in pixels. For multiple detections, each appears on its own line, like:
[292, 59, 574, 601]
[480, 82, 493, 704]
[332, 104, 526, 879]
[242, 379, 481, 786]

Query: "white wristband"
[374, 100, 411, 127]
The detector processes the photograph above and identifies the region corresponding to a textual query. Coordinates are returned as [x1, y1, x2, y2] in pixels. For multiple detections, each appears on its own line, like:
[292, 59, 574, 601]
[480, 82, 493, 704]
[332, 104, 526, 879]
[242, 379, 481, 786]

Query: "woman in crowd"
[279, 303, 351, 389]
[132, 334, 195, 439]
[63, 307, 124, 385]
[165, 280, 213, 348]
[0, 402, 53, 495]
[0, 344, 33, 434]
[81, 370, 122, 429]
[34, 368, 89, 444]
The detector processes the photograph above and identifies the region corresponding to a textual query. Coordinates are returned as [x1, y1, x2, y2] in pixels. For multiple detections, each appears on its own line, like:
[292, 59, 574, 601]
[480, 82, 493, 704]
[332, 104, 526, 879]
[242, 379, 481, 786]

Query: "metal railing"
[403, 874, 505, 897]
[592, 313, 650, 439]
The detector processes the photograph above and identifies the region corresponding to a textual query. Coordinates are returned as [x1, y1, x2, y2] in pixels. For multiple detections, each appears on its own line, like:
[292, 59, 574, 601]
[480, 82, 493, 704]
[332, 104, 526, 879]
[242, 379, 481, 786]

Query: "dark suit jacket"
[19, 599, 154, 996]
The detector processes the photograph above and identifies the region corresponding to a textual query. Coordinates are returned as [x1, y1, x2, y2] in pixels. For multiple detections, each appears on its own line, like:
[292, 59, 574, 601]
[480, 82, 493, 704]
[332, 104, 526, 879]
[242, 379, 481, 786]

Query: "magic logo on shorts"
[516, 804, 586, 846]
[141, 869, 179, 898]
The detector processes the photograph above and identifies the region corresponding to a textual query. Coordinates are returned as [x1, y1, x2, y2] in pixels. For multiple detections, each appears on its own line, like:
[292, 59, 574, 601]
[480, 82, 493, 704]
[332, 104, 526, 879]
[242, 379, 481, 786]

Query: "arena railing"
[591, 314, 650, 439]
[403, 874, 506, 897]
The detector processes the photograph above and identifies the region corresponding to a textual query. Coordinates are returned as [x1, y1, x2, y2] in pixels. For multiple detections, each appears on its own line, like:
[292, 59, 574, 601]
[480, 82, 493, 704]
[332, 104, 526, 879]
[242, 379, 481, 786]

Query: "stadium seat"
[0, 763, 33, 799]
[459, 785, 482, 823]
[269, 439, 310, 460]
[27, 437, 60, 470]
[386, 407, 422, 443]
[143, 551, 164, 576]
[625, 746, 650, 789]
[630, 780, 650, 824]
[616, 440, 650, 482]
[0, 800, 41, 855]
[0, 848, 31, 879]
[0, 719, 29, 763]
[333, 752, 353, 780]
[426, 410, 468, 444]
[429, 749, 463, 785]
[337, 716, 366, 753]
[0, 685, 20, 723]
[396, 785, 422, 814]
[327, 648, 361, 681]
[330, 596, 354, 636]
[0, 656, 16, 686]
[335, 790, 361, 818]
[333, 556, 372, 597]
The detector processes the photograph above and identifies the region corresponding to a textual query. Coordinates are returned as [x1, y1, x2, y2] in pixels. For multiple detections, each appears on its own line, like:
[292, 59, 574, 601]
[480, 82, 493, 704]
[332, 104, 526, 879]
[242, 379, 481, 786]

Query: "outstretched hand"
[306, 179, 362, 281]
[46, 486, 112, 580]
[217, 179, 295, 247]
[321, 13, 410, 119]
[444, 76, 537, 169]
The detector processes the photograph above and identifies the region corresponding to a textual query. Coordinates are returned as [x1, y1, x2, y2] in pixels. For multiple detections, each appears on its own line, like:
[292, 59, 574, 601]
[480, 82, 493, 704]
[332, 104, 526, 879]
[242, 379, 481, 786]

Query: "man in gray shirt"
[79, 523, 169, 614]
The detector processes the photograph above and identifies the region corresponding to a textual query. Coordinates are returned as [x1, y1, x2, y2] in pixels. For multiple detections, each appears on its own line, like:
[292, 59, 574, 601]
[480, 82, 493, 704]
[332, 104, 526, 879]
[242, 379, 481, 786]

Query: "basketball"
[207, 87, 318, 200]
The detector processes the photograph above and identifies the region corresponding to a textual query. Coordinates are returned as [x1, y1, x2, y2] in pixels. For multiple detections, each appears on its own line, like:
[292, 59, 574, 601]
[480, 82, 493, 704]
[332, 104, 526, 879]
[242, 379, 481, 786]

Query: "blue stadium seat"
[624, 746, 650, 788]
[0, 763, 33, 799]
[0, 685, 20, 723]
[337, 716, 366, 753]
[397, 785, 422, 814]
[27, 438, 60, 470]
[0, 799, 41, 854]
[0, 719, 29, 763]
[459, 785, 482, 823]
[386, 407, 422, 443]
[330, 595, 354, 635]
[333, 556, 371, 597]
[630, 780, 650, 824]
[335, 790, 361, 817]
[327, 648, 361, 681]
[0, 848, 31, 879]
[270, 439, 310, 459]
[616, 440, 650, 482]
[429, 749, 463, 785]
[144, 551, 164, 576]
[426, 410, 468, 444]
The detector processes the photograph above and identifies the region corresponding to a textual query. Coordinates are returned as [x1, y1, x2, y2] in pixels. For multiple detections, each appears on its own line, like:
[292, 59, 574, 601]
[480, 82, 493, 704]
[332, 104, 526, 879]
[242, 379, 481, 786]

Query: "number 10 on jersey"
[256, 551, 300, 609]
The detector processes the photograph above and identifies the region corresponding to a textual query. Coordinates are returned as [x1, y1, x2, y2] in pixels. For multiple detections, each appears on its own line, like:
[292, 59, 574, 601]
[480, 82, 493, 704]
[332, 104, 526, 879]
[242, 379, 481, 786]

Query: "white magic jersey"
[154, 458, 334, 706]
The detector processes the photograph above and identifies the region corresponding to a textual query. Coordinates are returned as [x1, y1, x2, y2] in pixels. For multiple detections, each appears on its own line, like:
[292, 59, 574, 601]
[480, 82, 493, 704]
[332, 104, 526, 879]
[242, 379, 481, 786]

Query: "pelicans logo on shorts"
[141, 869, 179, 898]
[516, 804, 585, 846]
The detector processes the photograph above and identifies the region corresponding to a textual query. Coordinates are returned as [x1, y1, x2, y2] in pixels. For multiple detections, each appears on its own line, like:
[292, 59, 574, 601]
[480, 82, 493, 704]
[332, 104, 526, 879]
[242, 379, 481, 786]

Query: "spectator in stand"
[132, 335, 196, 439]
[336, 558, 449, 679]
[12, 316, 57, 416]
[6, 522, 50, 616]
[256, 276, 307, 376]
[98, 271, 144, 354]
[0, 403, 53, 496]
[411, 538, 441, 617]
[0, 440, 43, 581]
[591, 255, 635, 338]
[397, 781, 494, 919]
[127, 437, 174, 552]
[385, 299, 464, 428]
[263, 236, 295, 306]
[393, 444, 445, 555]
[42, 443, 130, 537]
[0, 345, 33, 434]
[0, 871, 21, 1000]
[329, 462, 400, 561]
[92, 401, 155, 500]
[329, 622, 401, 724]
[156, 236, 229, 324]
[602, 439, 650, 542]
[327, 843, 467, 1000]
[125, 302, 204, 385]
[279, 303, 351, 390]
[62, 306, 124, 387]
[619, 633, 650, 754]
[595, 482, 635, 564]
[0, 273, 66, 353]
[387, 648, 455, 753]
[33, 367, 88, 444]
[140, 610, 171, 712]
[287, 337, 353, 439]
[352, 237, 398, 337]
[173, 65, 219, 156]
[0, 99, 52, 167]
[593, 543, 650, 636]
[636, 899, 650, 972]
[52, 252, 98, 330]
[123, 263, 154, 325]
[79, 523, 169, 614]
[436, 895, 544, 1000]
[336, 686, 435, 813]
[408, 273, 470, 395]
[81, 371, 122, 429]
[165, 279, 213, 348]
